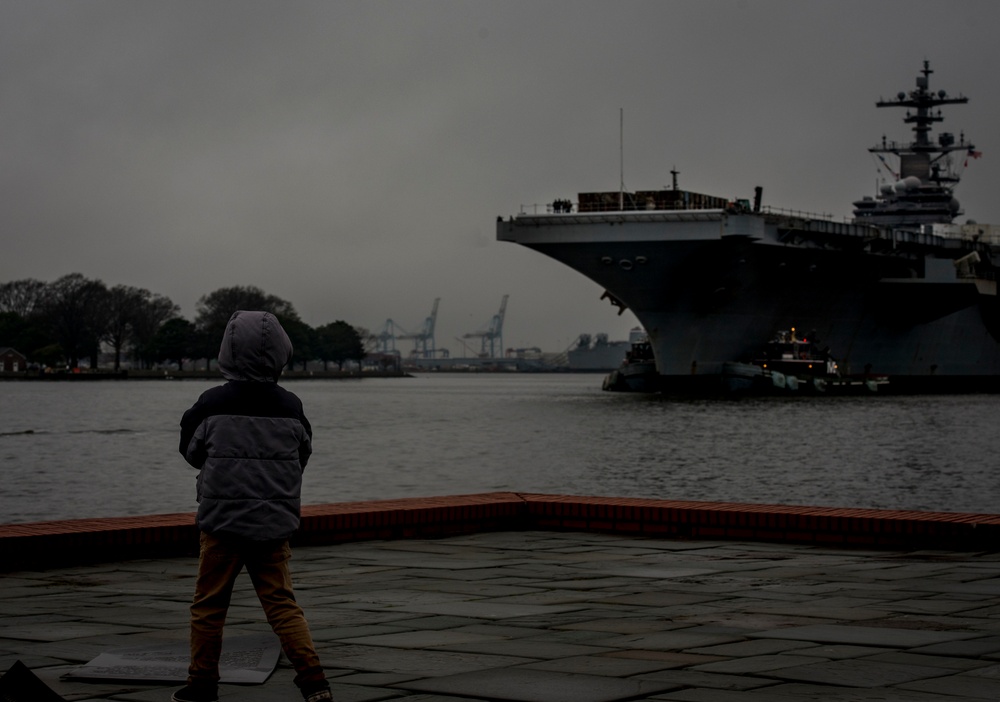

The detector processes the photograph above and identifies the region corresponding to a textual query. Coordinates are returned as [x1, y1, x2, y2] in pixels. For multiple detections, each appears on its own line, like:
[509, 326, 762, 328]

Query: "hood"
[218, 310, 293, 382]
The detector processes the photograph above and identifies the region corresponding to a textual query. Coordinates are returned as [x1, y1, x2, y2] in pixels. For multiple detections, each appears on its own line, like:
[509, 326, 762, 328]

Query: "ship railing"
[523, 201, 850, 220]
[521, 201, 646, 214]
[930, 222, 1000, 246]
[521, 202, 574, 215]
[515, 202, 726, 222]
[759, 205, 853, 223]
[522, 199, 731, 215]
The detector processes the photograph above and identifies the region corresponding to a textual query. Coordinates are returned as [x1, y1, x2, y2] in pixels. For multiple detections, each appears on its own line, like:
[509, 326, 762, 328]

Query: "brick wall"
[1, 493, 997, 571]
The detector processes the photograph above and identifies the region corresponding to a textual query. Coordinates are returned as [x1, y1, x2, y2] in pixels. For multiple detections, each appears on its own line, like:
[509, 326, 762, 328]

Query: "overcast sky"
[2, 1, 998, 355]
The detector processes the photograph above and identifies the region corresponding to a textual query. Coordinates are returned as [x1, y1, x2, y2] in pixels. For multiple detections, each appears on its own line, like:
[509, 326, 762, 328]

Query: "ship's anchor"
[601, 290, 628, 315]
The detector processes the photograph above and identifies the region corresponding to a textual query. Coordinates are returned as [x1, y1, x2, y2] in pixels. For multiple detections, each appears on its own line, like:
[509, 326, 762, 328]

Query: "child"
[174, 310, 332, 702]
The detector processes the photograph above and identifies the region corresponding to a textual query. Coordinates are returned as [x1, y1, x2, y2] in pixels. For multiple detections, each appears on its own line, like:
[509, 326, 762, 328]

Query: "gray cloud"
[2, 0, 998, 353]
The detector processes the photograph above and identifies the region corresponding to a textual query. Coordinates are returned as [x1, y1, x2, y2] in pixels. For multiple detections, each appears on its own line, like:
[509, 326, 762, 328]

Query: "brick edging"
[1, 493, 998, 571]
[517, 494, 1000, 549]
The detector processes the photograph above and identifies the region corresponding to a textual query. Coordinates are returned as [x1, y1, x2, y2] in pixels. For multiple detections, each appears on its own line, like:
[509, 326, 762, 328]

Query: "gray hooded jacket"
[179, 311, 312, 540]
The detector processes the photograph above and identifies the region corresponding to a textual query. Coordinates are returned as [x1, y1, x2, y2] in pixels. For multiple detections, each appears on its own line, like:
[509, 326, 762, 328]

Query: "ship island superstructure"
[497, 62, 1000, 393]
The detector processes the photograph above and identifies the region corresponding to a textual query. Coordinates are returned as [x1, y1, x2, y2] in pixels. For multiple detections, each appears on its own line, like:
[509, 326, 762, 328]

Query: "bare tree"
[150, 317, 198, 370]
[195, 285, 301, 351]
[0, 279, 47, 317]
[103, 285, 180, 371]
[103, 286, 143, 372]
[39, 274, 109, 368]
[130, 293, 181, 369]
[315, 321, 365, 371]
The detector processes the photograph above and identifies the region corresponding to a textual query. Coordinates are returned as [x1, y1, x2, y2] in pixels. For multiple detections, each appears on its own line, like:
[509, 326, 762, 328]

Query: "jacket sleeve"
[179, 401, 209, 469]
[298, 408, 313, 469]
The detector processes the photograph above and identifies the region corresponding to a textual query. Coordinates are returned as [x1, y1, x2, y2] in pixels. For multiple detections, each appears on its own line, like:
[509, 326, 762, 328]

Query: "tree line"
[0, 275, 366, 372]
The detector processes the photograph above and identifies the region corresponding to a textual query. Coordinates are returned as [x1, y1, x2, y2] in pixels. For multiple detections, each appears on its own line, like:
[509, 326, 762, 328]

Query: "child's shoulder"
[271, 383, 304, 406]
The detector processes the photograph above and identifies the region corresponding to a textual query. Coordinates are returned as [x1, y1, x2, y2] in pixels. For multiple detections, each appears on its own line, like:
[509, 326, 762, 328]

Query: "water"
[1, 374, 998, 525]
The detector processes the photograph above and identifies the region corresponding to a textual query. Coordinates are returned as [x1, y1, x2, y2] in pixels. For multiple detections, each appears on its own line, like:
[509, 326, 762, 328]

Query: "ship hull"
[498, 210, 1000, 393]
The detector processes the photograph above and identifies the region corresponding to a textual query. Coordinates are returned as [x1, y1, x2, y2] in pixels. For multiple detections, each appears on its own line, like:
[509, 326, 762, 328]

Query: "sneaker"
[171, 683, 219, 702]
[300, 680, 333, 702]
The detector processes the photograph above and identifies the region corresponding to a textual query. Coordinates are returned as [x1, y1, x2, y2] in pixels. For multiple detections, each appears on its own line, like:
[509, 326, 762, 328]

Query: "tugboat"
[722, 328, 888, 394]
[603, 328, 659, 392]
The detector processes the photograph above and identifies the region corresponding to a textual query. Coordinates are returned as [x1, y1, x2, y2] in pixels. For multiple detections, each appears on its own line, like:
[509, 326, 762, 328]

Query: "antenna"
[619, 108, 624, 210]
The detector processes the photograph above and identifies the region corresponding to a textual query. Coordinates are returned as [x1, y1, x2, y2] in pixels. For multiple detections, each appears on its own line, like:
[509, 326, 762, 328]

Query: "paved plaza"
[1, 530, 1000, 701]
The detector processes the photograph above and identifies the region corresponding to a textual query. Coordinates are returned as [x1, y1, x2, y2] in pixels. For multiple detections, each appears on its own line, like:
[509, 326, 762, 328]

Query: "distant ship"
[566, 332, 632, 371]
[497, 61, 1000, 393]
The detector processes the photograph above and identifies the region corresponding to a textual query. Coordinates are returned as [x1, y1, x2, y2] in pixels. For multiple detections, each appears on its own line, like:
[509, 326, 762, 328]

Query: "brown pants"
[187, 532, 326, 688]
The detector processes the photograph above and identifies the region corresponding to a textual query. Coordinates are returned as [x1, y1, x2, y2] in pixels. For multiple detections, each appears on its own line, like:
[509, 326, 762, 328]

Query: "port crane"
[396, 298, 441, 358]
[373, 319, 399, 353]
[463, 294, 508, 358]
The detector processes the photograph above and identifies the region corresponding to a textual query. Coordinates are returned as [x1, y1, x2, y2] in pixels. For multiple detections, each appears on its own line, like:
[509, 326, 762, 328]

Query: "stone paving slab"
[328, 644, 536, 677]
[394, 667, 681, 702]
[634, 667, 777, 691]
[388, 601, 589, 620]
[428, 639, 616, 660]
[658, 684, 985, 701]
[760, 657, 951, 687]
[898, 673, 1000, 700]
[591, 629, 747, 651]
[1, 530, 1000, 701]
[690, 653, 822, 675]
[913, 636, 1000, 657]
[754, 623, 983, 648]
[520, 654, 677, 677]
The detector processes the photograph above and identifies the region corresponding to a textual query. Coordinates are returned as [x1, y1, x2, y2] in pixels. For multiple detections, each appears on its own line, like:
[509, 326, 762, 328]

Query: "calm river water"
[1, 374, 998, 524]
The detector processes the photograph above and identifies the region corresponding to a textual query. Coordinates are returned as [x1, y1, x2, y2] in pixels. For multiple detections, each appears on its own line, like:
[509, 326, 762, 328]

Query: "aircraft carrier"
[497, 62, 1000, 393]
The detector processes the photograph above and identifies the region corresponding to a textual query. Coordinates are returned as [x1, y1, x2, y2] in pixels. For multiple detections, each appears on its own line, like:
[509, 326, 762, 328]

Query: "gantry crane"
[463, 295, 508, 358]
[373, 319, 399, 353]
[397, 298, 440, 358]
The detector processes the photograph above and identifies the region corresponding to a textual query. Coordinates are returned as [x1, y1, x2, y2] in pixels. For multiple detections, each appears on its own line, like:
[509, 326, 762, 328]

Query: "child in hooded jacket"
[174, 310, 332, 702]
